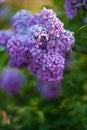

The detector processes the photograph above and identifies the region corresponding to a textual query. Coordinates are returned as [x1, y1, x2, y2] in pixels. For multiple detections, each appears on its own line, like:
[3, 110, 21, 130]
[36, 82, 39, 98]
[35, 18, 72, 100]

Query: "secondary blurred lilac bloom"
[0, 68, 25, 94]
[0, 30, 13, 47]
[64, 0, 77, 19]
[12, 9, 33, 34]
[64, 0, 87, 19]
[0, 7, 10, 18]
[37, 82, 61, 100]
[65, 54, 72, 70]
[0, 0, 7, 5]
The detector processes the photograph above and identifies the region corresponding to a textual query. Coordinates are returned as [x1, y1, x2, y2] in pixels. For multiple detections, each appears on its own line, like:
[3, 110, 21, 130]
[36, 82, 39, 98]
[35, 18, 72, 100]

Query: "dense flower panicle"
[26, 8, 74, 82]
[0, 68, 25, 94]
[64, 0, 87, 19]
[4, 8, 74, 82]
[7, 35, 30, 68]
[37, 82, 61, 99]
[0, 30, 13, 47]
[12, 10, 33, 34]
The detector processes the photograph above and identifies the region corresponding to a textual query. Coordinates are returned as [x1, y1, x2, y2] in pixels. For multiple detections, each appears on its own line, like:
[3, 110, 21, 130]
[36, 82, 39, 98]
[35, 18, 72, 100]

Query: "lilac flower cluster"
[26, 8, 74, 82]
[1, 8, 74, 83]
[64, 0, 87, 19]
[0, 68, 25, 94]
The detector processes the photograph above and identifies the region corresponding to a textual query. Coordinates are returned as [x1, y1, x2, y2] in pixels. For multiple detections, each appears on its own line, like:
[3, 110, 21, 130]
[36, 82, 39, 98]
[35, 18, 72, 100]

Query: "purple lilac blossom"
[12, 10, 33, 34]
[0, 30, 13, 47]
[27, 8, 74, 82]
[7, 35, 30, 68]
[7, 8, 74, 82]
[37, 82, 61, 99]
[0, 68, 25, 94]
[64, 0, 87, 19]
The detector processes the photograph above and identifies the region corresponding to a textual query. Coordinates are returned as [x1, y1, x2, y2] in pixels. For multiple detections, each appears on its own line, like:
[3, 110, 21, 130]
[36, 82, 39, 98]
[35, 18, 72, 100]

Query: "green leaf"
[75, 3, 85, 7]
[83, 104, 87, 117]
[82, 123, 87, 130]
[53, 118, 71, 126]
[0, 46, 5, 51]
[74, 25, 87, 54]
[36, 111, 45, 123]
[53, 0, 63, 5]
[39, 125, 49, 130]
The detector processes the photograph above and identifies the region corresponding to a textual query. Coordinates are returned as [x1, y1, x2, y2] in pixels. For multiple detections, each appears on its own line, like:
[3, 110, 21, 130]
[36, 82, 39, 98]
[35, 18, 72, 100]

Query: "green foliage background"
[0, 0, 87, 129]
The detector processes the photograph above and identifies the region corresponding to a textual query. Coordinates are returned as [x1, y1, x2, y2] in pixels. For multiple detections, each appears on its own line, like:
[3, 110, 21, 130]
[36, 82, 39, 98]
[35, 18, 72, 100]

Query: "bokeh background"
[0, 0, 87, 129]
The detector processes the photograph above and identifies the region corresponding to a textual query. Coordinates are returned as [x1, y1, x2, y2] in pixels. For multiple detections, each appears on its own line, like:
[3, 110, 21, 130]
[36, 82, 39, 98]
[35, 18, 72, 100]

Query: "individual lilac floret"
[0, 68, 25, 94]
[0, 30, 13, 47]
[37, 82, 61, 100]
[12, 10, 33, 34]
[27, 8, 74, 83]
[7, 35, 30, 68]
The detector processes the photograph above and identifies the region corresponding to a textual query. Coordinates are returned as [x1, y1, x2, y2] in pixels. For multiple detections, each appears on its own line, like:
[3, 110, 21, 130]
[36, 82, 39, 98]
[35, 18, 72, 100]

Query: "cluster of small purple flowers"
[8, 8, 74, 83]
[0, 8, 75, 98]
[64, 0, 87, 20]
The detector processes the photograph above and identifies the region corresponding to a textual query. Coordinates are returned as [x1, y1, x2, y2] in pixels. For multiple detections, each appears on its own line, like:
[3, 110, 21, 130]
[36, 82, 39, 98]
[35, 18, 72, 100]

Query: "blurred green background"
[0, 0, 87, 130]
